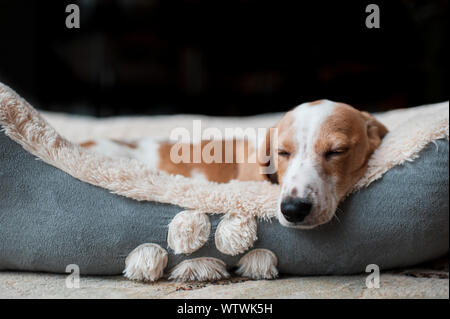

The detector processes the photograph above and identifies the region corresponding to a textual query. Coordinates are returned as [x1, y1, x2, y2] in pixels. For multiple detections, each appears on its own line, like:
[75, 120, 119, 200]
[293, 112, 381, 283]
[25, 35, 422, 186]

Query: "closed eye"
[277, 149, 291, 158]
[324, 148, 349, 160]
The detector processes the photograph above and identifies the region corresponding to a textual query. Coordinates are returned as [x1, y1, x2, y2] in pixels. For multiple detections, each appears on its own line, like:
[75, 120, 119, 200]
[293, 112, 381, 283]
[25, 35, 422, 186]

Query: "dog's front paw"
[235, 249, 278, 280]
[123, 243, 168, 282]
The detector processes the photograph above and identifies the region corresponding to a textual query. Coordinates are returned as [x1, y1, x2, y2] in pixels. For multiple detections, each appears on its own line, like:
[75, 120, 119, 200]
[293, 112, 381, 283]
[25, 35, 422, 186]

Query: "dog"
[80, 100, 388, 229]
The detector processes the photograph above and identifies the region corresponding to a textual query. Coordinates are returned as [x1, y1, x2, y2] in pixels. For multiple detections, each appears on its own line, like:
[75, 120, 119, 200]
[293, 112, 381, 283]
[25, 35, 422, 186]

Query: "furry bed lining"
[1, 82, 449, 281]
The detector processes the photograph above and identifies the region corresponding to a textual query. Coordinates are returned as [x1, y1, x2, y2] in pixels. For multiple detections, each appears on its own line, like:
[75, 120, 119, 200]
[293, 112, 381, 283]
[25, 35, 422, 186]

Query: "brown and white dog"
[81, 100, 388, 229]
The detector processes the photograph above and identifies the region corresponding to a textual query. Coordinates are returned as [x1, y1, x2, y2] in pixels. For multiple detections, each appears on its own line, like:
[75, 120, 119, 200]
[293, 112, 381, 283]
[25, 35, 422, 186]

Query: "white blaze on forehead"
[291, 100, 337, 157]
[281, 100, 337, 197]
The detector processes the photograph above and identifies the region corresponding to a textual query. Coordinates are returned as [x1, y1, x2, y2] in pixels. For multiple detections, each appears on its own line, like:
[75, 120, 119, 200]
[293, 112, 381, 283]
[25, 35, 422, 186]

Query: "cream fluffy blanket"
[0, 83, 449, 220]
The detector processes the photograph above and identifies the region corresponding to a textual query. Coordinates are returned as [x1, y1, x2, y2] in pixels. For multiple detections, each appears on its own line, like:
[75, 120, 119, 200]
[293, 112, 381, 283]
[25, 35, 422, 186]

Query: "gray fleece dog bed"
[0, 82, 449, 280]
[0, 129, 448, 276]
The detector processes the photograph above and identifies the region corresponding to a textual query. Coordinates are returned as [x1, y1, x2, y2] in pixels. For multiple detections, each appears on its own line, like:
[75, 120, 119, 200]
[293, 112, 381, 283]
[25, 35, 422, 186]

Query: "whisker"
[334, 215, 341, 223]
[334, 207, 343, 223]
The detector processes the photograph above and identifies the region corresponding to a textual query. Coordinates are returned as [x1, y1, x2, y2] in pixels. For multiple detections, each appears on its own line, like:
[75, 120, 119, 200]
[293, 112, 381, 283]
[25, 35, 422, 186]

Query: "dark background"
[0, 0, 448, 117]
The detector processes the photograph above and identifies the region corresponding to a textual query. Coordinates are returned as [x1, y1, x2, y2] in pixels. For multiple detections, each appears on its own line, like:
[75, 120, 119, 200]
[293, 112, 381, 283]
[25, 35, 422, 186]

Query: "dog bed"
[0, 82, 449, 281]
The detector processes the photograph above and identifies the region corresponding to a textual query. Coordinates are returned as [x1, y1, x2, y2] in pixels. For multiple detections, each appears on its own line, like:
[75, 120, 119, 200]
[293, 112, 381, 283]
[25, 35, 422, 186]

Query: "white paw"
[235, 249, 278, 280]
[169, 257, 230, 282]
[167, 210, 210, 254]
[215, 215, 257, 256]
[123, 243, 168, 282]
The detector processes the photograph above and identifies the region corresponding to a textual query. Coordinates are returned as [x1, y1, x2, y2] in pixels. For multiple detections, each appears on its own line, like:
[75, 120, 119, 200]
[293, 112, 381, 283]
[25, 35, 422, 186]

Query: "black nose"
[280, 197, 313, 223]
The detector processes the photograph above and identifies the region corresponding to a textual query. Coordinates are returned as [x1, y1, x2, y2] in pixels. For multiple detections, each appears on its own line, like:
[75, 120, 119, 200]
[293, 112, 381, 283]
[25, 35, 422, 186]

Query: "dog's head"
[259, 100, 388, 228]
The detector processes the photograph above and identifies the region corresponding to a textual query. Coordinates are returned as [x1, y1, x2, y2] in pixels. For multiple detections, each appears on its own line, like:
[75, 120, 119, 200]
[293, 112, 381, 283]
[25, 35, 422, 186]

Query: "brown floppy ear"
[257, 127, 279, 184]
[360, 111, 389, 151]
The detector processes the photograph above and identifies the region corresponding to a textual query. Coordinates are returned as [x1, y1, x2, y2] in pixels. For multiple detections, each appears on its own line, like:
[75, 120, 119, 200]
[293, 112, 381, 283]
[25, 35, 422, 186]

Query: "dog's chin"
[280, 221, 318, 229]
